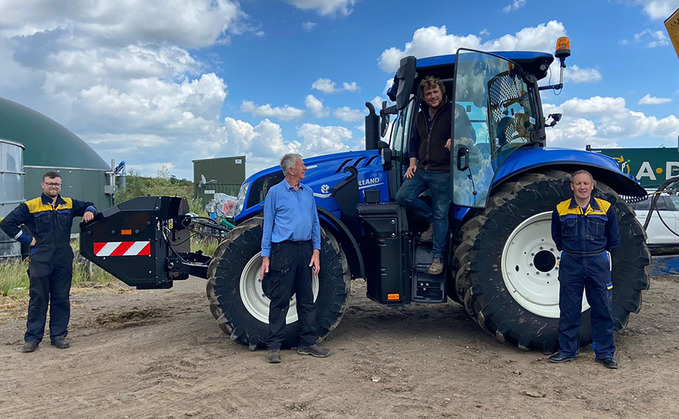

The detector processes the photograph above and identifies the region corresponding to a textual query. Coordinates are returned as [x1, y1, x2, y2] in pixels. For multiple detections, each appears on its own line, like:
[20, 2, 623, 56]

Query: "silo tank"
[0, 139, 25, 258]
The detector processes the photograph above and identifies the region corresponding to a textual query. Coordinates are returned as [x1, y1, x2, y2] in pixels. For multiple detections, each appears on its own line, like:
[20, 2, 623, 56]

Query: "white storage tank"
[0, 138, 24, 258]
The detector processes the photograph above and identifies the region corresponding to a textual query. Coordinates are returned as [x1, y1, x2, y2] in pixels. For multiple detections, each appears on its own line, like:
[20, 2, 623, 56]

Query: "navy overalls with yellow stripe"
[0, 193, 96, 344]
[551, 196, 619, 359]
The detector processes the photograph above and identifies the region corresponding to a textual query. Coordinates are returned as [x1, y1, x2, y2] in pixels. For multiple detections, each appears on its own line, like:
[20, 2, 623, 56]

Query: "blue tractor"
[78, 41, 651, 353]
[187, 42, 651, 352]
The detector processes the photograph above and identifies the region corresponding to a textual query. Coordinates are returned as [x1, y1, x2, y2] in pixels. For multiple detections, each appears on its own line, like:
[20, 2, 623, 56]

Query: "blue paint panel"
[651, 255, 679, 276]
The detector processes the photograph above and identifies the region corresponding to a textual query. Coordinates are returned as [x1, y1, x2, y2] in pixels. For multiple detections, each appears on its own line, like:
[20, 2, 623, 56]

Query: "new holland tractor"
[81, 39, 650, 353]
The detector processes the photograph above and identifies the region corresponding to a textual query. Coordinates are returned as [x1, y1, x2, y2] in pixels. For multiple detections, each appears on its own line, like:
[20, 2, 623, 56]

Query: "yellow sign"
[666, 8, 679, 59]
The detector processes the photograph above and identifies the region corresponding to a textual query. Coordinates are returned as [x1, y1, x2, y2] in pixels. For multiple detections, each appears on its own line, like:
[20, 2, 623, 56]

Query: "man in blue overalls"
[0, 171, 96, 353]
[549, 170, 619, 369]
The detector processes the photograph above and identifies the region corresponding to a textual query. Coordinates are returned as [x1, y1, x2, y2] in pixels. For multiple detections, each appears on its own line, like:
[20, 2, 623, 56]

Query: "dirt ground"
[1, 275, 678, 419]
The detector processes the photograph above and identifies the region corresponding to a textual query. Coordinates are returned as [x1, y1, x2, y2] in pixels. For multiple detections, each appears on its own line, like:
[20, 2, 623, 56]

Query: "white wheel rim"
[501, 212, 590, 318]
[239, 252, 320, 324]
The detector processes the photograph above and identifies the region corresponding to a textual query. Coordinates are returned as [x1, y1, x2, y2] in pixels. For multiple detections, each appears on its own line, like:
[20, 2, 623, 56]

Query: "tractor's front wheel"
[206, 217, 351, 349]
[453, 170, 650, 352]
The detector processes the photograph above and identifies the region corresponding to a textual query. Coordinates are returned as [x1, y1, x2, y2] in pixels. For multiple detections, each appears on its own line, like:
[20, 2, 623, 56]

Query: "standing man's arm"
[605, 206, 619, 251]
[260, 189, 275, 281]
[0, 203, 34, 246]
[551, 209, 563, 252]
[72, 199, 97, 223]
[309, 196, 321, 275]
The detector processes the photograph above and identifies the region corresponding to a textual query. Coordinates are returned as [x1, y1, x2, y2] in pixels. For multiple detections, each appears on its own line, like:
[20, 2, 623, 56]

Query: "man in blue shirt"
[259, 153, 330, 363]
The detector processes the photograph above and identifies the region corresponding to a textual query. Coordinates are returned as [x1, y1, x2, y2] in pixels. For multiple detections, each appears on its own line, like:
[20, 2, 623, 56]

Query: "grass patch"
[0, 258, 29, 296]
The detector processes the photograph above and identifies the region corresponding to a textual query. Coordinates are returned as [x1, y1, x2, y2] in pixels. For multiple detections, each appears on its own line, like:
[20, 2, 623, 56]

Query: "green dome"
[0, 97, 108, 170]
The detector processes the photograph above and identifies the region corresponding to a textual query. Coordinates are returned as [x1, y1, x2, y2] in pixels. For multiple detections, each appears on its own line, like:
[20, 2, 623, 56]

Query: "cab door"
[451, 49, 540, 208]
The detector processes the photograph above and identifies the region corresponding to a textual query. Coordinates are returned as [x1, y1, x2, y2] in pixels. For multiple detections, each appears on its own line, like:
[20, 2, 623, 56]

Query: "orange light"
[555, 36, 571, 59]
[387, 293, 400, 301]
[121, 229, 132, 235]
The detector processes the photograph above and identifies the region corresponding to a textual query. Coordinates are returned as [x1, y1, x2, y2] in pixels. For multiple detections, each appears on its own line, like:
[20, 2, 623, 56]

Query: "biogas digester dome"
[0, 97, 113, 237]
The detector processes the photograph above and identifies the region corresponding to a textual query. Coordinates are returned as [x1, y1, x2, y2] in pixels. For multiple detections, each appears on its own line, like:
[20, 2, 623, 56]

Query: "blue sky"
[1, 0, 678, 180]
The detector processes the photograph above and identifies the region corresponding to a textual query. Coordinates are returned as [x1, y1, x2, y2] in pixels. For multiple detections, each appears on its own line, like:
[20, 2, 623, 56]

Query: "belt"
[275, 240, 311, 246]
[563, 249, 606, 256]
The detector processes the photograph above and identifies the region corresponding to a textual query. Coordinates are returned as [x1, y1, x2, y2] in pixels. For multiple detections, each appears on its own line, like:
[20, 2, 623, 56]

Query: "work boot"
[420, 224, 434, 242]
[22, 342, 39, 353]
[267, 349, 281, 364]
[297, 344, 331, 358]
[596, 358, 619, 369]
[548, 353, 576, 363]
[51, 338, 70, 349]
[428, 258, 444, 275]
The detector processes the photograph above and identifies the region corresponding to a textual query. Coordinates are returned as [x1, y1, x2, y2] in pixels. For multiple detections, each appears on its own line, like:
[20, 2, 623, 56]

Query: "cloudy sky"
[1, 0, 678, 179]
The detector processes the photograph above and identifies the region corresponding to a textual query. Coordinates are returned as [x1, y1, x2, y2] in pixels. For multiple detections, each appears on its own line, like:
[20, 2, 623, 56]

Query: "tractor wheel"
[453, 170, 650, 353]
[206, 217, 351, 350]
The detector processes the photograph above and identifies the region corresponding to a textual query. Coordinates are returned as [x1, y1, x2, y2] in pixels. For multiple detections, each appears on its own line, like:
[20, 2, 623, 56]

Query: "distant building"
[193, 156, 246, 205]
[0, 97, 114, 232]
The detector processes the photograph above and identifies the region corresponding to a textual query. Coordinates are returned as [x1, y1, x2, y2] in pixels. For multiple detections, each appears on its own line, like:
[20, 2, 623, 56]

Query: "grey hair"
[571, 169, 596, 187]
[280, 153, 303, 175]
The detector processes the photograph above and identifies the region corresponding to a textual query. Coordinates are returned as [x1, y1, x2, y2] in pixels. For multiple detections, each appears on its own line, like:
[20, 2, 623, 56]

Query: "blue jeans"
[395, 169, 450, 258]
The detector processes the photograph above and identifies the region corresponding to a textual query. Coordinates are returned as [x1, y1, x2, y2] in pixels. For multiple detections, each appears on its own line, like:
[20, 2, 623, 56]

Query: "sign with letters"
[592, 147, 679, 190]
[666, 8, 679, 60]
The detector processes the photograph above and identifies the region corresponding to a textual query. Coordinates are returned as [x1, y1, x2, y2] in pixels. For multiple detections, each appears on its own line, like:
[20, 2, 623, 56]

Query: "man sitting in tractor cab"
[396, 76, 475, 275]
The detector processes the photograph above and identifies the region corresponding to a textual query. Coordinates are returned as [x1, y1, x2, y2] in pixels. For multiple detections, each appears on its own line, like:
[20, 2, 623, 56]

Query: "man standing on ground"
[260, 153, 330, 364]
[0, 171, 96, 352]
[396, 76, 475, 275]
[549, 170, 620, 369]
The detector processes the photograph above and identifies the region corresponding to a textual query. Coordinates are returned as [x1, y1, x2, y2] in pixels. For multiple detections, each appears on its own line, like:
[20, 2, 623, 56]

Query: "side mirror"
[394, 56, 417, 110]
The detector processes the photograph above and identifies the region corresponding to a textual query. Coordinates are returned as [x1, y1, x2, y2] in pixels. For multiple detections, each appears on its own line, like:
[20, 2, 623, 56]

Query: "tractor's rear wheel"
[206, 217, 351, 349]
[453, 170, 650, 352]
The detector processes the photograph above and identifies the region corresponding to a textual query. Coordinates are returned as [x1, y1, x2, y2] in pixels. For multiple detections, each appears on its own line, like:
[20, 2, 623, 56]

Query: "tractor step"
[412, 275, 446, 303]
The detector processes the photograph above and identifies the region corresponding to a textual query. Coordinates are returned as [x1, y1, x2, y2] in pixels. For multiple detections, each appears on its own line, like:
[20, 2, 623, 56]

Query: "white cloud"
[334, 106, 364, 122]
[342, 82, 360, 92]
[544, 96, 679, 150]
[0, 0, 247, 48]
[563, 65, 602, 83]
[302, 21, 317, 31]
[296, 124, 353, 155]
[305, 94, 330, 117]
[503, 0, 526, 13]
[240, 100, 304, 121]
[378, 21, 567, 72]
[639, 94, 672, 104]
[311, 78, 360, 93]
[283, 0, 360, 17]
[633, 0, 679, 19]
[633, 29, 670, 47]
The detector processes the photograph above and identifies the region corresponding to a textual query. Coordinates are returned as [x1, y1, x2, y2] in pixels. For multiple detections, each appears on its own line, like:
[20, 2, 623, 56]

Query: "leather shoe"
[548, 353, 575, 363]
[596, 358, 619, 369]
[22, 341, 39, 353]
[267, 350, 281, 364]
[51, 339, 70, 349]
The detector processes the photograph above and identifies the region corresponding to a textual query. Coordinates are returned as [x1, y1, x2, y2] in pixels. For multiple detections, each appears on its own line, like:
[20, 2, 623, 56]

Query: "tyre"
[206, 217, 351, 349]
[453, 170, 650, 353]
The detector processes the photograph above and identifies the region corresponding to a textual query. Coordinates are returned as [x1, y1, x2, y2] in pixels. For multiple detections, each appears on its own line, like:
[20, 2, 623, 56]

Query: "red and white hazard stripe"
[93, 241, 151, 257]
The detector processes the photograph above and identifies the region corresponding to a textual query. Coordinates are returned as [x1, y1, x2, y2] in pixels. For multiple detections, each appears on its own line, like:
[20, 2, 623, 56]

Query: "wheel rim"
[501, 212, 590, 318]
[239, 252, 320, 324]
